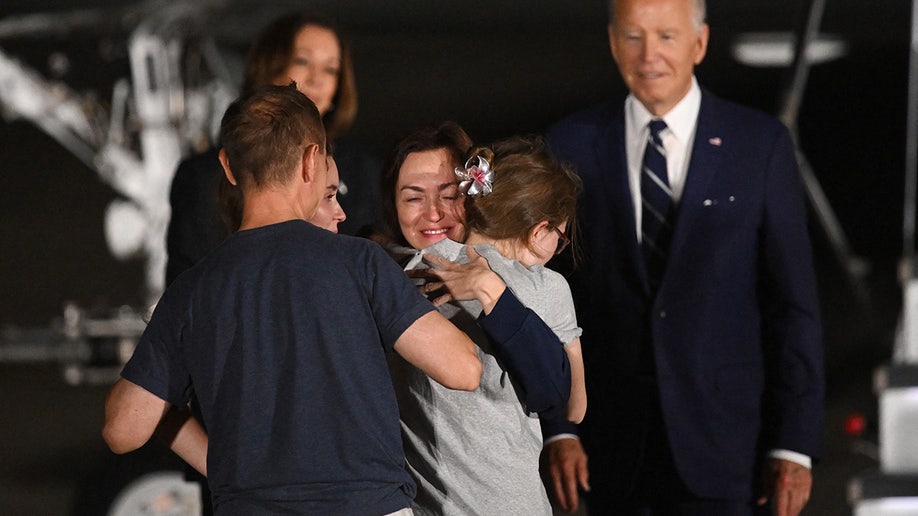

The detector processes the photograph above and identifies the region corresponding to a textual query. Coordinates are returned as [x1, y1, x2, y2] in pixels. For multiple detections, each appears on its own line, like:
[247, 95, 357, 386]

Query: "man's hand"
[757, 458, 812, 516]
[540, 438, 590, 513]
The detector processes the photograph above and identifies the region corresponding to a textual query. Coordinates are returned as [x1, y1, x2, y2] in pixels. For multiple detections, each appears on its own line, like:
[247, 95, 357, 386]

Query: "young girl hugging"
[393, 135, 586, 515]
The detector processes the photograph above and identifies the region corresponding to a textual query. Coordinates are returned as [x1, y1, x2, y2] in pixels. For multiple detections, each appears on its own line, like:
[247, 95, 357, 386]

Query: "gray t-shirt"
[393, 238, 582, 516]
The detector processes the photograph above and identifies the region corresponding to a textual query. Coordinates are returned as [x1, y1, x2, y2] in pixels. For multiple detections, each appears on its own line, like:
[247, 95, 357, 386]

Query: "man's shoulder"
[326, 233, 410, 279]
[545, 99, 623, 161]
[184, 224, 397, 292]
[548, 100, 621, 135]
[700, 89, 787, 134]
[332, 231, 390, 255]
[272, 223, 387, 262]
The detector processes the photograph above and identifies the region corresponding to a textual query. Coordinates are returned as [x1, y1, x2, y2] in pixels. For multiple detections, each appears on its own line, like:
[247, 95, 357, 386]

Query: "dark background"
[0, 0, 912, 514]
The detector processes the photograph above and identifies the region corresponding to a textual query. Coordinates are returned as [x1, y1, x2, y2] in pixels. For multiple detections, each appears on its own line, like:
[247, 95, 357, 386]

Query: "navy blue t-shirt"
[123, 220, 433, 515]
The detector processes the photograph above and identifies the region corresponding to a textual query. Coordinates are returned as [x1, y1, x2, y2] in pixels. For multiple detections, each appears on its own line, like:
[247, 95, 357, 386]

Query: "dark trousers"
[584, 379, 766, 516]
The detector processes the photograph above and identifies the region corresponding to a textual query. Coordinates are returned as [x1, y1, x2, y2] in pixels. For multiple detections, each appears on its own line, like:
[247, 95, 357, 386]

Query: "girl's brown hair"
[462, 136, 581, 255]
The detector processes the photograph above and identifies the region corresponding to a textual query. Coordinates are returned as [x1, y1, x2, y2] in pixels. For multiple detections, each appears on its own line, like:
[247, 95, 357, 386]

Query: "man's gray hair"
[608, 0, 707, 31]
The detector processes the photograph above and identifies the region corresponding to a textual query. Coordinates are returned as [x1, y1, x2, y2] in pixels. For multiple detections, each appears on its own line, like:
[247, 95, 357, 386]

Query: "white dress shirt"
[625, 76, 701, 242]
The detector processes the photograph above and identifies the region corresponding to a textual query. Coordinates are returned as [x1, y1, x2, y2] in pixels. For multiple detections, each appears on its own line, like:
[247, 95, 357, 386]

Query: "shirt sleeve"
[366, 243, 436, 351]
[478, 289, 571, 415]
[120, 286, 193, 407]
[541, 269, 583, 346]
[768, 449, 812, 469]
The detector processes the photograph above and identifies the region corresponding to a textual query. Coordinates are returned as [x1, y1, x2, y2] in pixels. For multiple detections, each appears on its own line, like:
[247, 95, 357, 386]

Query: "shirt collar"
[626, 76, 702, 145]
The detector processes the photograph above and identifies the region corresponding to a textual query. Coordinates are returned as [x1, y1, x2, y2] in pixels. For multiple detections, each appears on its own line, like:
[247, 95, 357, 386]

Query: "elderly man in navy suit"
[542, 0, 824, 514]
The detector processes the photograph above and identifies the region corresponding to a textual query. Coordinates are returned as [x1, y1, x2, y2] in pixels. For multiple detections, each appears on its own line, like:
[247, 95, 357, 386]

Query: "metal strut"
[904, 0, 918, 275]
[777, 0, 872, 307]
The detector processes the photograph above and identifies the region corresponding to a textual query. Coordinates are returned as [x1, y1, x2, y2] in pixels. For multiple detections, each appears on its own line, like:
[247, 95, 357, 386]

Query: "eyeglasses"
[553, 226, 570, 255]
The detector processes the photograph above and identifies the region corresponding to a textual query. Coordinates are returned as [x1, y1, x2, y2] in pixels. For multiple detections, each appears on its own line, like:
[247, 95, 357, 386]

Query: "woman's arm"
[155, 406, 208, 477]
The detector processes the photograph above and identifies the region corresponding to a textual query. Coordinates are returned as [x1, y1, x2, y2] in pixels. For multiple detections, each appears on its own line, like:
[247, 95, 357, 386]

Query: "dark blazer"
[546, 89, 824, 501]
[165, 148, 226, 286]
[165, 138, 382, 286]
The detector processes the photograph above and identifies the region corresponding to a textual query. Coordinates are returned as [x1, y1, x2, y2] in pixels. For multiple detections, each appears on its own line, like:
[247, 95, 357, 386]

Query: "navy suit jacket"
[546, 89, 824, 500]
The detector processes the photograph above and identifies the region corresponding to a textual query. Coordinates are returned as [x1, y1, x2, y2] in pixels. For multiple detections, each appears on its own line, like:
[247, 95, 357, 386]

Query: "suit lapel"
[593, 106, 651, 295]
[666, 92, 725, 274]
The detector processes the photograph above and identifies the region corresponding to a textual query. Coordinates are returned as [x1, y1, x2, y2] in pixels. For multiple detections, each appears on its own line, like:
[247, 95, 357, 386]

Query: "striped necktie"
[640, 119, 674, 292]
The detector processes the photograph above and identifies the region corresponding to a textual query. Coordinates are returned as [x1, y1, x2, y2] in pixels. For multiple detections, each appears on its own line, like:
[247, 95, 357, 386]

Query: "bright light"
[855, 497, 918, 516]
[731, 32, 848, 67]
[104, 199, 147, 260]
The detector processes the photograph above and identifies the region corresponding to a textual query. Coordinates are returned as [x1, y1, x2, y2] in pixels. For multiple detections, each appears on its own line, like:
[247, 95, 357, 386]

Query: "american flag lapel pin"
[708, 137, 722, 146]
